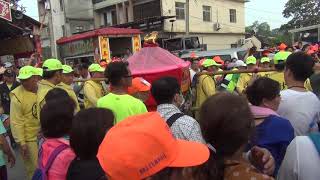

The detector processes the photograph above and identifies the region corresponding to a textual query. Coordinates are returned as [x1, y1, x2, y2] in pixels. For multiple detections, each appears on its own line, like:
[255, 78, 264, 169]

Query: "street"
[8, 147, 27, 180]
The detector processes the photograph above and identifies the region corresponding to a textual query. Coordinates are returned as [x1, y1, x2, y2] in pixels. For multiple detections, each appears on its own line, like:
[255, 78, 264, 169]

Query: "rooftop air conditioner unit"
[214, 23, 222, 31]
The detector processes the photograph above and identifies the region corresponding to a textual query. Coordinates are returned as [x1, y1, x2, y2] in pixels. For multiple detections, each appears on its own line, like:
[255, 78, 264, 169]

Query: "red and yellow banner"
[132, 35, 141, 53]
[98, 36, 111, 63]
[0, 0, 11, 22]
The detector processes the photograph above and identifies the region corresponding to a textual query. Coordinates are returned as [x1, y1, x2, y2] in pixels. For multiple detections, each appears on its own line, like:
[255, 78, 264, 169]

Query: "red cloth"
[128, 46, 190, 108]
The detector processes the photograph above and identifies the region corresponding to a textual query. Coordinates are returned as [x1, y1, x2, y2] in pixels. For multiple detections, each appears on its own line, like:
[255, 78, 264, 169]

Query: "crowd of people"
[0, 41, 318, 180]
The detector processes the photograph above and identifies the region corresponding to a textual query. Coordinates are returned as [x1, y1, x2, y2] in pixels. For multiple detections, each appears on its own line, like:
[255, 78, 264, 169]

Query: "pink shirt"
[41, 138, 76, 180]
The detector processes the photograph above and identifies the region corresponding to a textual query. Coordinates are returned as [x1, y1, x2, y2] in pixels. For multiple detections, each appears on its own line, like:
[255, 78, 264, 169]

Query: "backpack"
[32, 144, 69, 180]
[166, 113, 185, 127]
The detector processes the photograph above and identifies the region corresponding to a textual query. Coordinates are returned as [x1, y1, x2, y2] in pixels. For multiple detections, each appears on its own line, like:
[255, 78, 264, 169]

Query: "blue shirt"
[250, 115, 294, 176]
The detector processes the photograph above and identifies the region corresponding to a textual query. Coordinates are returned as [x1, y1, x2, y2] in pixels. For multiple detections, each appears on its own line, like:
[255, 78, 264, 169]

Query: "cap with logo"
[42, 59, 63, 71]
[62, 65, 74, 74]
[17, 66, 36, 80]
[97, 112, 210, 180]
[88, 63, 105, 73]
[202, 59, 222, 68]
[260, 57, 271, 63]
[246, 56, 257, 65]
[127, 77, 151, 95]
[274, 51, 291, 64]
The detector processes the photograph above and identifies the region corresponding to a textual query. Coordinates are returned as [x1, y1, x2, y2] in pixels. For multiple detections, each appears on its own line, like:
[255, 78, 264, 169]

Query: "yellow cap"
[17, 66, 36, 80]
[43, 59, 63, 71]
[88, 63, 105, 73]
[34, 68, 43, 77]
[260, 57, 270, 63]
[202, 59, 222, 68]
[62, 65, 74, 74]
[246, 56, 257, 65]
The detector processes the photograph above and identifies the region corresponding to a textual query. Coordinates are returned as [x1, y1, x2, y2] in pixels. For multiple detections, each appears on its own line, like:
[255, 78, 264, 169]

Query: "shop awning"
[56, 27, 142, 44]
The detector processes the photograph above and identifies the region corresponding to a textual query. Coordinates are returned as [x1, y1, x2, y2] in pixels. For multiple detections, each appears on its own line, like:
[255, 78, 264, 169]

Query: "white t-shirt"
[277, 89, 320, 136]
[277, 136, 320, 180]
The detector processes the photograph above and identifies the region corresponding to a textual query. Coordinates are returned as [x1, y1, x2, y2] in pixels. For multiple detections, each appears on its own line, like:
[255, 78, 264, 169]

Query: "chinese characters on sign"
[0, 0, 11, 22]
[99, 36, 111, 62]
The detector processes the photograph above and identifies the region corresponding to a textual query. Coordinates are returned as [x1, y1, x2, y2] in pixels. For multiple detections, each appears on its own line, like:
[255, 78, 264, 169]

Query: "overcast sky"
[22, 0, 290, 30]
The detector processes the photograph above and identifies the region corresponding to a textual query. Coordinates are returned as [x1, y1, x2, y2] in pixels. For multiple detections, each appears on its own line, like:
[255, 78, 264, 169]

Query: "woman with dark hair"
[245, 77, 294, 176]
[67, 108, 114, 180]
[199, 93, 274, 180]
[36, 92, 76, 180]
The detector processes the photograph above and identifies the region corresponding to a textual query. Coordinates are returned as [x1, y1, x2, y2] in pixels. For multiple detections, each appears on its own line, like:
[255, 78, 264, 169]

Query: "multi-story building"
[38, 0, 94, 58]
[93, 0, 246, 50]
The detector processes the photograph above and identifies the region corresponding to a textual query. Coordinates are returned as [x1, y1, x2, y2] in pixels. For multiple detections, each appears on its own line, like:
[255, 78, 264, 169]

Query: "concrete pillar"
[116, 4, 120, 24]
[128, 0, 134, 22]
[94, 11, 101, 28]
[122, 2, 127, 23]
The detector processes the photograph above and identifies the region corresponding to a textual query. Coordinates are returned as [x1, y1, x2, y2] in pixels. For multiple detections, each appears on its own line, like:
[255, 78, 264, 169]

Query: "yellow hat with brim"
[62, 65, 74, 74]
[202, 59, 222, 68]
[274, 51, 291, 64]
[88, 63, 105, 73]
[18, 66, 36, 80]
[246, 56, 257, 65]
[260, 57, 270, 63]
[42, 59, 63, 71]
[34, 68, 43, 77]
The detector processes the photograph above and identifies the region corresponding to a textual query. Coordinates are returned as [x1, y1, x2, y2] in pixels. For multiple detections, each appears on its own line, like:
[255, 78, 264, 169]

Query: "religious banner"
[99, 36, 111, 62]
[0, 0, 12, 22]
[132, 35, 141, 53]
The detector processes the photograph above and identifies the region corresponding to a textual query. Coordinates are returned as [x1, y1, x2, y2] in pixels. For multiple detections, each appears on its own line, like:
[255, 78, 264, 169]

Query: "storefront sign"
[132, 35, 141, 53]
[0, 0, 11, 22]
[59, 38, 97, 58]
[99, 36, 111, 62]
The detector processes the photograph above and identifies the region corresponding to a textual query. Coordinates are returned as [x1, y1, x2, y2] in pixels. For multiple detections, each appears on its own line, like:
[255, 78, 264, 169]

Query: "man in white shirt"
[278, 136, 320, 180]
[189, 59, 199, 82]
[277, 52, 320, 136]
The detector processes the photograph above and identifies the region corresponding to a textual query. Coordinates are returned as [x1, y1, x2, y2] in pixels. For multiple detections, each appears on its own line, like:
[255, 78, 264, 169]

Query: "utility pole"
[186, 0, 189, 35]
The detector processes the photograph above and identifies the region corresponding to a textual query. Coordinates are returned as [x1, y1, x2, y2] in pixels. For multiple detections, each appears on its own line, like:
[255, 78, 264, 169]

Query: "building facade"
[38, 0, 94, 58]
[93, 0, 246, 50]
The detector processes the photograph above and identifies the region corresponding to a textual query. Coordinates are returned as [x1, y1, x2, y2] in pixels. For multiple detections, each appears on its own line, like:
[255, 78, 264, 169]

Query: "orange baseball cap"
[278, 43, 287, 51]
[127, 77, 151, 95]
[97, 112, 210, 180]
[213, 56, 224, 65]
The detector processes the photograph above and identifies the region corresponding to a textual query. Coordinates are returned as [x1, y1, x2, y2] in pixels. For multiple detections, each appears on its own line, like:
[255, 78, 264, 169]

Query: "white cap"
[234, 60, 247, 67]
[4, 62, 13, 68]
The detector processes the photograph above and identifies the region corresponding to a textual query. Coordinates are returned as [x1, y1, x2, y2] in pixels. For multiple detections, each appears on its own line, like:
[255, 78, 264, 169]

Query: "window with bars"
[175, 2, 185, 20]
[229, 9, 237, 23]
[203, 6, 211, 22]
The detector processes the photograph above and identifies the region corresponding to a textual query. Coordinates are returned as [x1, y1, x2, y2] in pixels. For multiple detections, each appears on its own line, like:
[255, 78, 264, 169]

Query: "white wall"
[161, 0, 245, 34]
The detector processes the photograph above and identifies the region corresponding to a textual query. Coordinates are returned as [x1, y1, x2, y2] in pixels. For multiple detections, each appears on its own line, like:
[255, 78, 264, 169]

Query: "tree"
[282, 0, 320, 29]
[246, 21, 272, 44]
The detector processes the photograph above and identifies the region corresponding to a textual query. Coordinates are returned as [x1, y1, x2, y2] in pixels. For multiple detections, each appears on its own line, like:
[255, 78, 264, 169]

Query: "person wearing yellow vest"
[196, 59, 220, 118]
[37, 59, 63, 121]
[236, 56, 257, 94]
[258, 57, 271, 77]
[10, 66, 40, 179]
[83, 64, 105, 108]
[268, 51, 292, 90]
[97, 61, 147, 123]
[57, 65, 80, 112]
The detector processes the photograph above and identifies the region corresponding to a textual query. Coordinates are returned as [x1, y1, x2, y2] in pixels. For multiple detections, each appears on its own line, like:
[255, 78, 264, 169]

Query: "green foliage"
[246, 21, 292, 46]
[282, 0, 320, 29]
